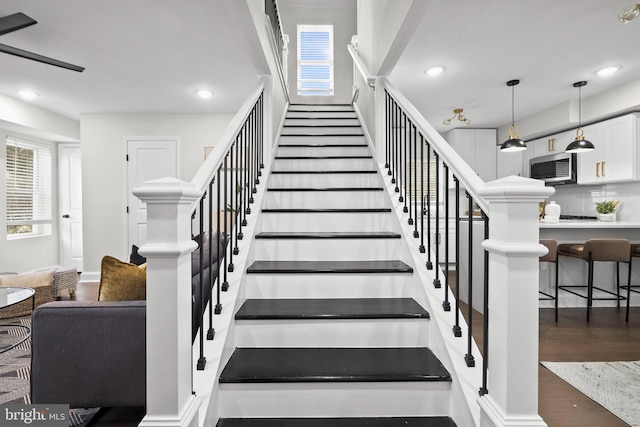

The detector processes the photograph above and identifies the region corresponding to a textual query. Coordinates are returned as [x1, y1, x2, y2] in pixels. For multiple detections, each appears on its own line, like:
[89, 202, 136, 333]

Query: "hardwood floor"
[69, 282, 640, 427]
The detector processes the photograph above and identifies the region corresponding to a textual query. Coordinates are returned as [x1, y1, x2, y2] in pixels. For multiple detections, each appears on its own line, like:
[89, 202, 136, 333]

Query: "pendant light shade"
[566, 81, 595, 153]
[500, 79, 527, 152]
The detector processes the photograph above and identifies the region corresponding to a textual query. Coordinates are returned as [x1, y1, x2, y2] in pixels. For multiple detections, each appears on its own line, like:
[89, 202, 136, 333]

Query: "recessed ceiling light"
[18, 90, 38, 100]
[425, 66, 445, 77]
[197, 89, 213, 99]
[595, 66, 620, 77]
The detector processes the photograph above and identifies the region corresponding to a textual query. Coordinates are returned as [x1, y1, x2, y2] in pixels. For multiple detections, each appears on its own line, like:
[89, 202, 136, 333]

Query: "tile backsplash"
[548, 182, 640, 221]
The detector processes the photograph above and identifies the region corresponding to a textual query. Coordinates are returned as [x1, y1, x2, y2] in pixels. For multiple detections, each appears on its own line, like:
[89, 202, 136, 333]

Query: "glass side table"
[0, 287, 35, 354]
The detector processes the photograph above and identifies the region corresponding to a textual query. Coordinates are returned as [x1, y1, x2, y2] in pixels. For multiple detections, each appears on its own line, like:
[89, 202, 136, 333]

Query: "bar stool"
[539, 239, 559, 322]
[623, 244, 640, 321]
[557, 238, 631, 322]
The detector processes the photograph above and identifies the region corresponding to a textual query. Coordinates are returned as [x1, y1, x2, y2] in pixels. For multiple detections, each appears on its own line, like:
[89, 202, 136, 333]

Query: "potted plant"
[596, 200, 619, 222]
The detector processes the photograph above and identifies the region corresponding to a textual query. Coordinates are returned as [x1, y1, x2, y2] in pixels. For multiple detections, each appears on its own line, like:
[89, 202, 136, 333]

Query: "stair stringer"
[377, 161, 483, 427]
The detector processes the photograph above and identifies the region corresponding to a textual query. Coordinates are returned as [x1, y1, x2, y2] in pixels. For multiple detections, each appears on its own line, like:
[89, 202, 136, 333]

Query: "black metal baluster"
[388, 94, 393, 177]
[236, 131, 244, 241]
[243, 122, 251, 219]
[385, 91, 390, 169]
[426, 141, 433, 269]
[196, 196, 206, 370]
[229, 140, 236, 267]
[433, 152, 441, 288]
[412, 124, 418, 236]
[419, 134, 425, 252]
[443, 164, 450, 311]
[259, 94, 264, 172]
[394, 102, 399, 191]
[480, 209, 489, 395]
[222, 153, 229, 292]
[453, 177, 462, 337]
[407, 119, 412, 220]
[249, 108, 256, 203]
[465, 192, 476, 368]
[402, 113, 406, 199]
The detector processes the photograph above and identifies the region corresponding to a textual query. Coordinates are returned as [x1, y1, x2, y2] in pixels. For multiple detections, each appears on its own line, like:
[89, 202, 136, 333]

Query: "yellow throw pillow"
[98, 256, 146, 301]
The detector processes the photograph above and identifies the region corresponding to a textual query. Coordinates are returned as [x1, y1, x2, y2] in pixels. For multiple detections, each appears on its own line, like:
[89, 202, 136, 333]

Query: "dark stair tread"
[217, 417, 457, 427]
[235, 298, 429, 320]
[283, 124, 362, 128]
[261, 208, 392, 213]
[255, 231, 401, 239]
[219, 347, 450, 383]
[267, 187, 383, 192]
[275, 155, 371, 159]
[271, 170, 378, 174]
[246, 260, 413, 274]
[280, 134, 366, 138]
[285, 116, 358, 119]
[278, 143, 367, 147]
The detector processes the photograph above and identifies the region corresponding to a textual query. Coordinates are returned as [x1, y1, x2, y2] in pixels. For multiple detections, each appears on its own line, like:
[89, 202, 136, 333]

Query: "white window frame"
[297, 24, 334, 96]
[6, 136, 53, 239]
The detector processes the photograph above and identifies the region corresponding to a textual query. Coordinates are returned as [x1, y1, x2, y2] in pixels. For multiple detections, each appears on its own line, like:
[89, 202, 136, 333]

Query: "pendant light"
[565, 81, 595, 153]
[500, 79, 527, 152]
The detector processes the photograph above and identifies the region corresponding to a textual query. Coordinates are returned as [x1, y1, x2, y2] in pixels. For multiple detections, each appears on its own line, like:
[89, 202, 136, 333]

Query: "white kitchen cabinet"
[445, 128, 497, 182]
[531, 132, 572, 158]
[577, 114, 639, 184]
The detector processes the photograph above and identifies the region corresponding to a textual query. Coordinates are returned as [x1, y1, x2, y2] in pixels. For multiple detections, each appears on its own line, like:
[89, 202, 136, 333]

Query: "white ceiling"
[1, 0, 640, 139]
[0, 0, 259, 119]
[392, 0, 640, 136]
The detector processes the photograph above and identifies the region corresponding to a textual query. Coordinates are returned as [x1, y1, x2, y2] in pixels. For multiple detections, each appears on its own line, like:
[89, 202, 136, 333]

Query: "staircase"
[216, 104, 457, 426]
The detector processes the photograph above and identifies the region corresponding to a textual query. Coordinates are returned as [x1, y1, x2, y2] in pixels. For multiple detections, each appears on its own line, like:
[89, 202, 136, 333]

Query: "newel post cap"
[132, 177, 203, 204]
[478, 175, 554, 201]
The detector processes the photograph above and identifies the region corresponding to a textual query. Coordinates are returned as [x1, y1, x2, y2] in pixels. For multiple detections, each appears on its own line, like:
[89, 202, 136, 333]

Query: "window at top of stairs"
[297, 24, 334, 96]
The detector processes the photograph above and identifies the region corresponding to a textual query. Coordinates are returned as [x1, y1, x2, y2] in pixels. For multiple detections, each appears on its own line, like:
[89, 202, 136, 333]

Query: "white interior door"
[126, 138, 179, 253]
[59, 144, 84, 271]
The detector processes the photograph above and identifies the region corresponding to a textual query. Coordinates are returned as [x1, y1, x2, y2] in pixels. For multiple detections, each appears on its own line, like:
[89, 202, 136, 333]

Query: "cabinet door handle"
[596, 162, 600, 177]
[551, 138, 555, 151]
[548, 139, 551, 151]
[602, 161, 606, 177]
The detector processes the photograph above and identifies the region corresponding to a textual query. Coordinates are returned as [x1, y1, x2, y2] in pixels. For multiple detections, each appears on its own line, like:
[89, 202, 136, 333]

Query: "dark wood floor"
[68, 282, 640, 427]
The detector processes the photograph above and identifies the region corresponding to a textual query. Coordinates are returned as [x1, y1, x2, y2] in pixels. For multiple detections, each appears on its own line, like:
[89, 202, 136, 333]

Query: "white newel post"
[477, 176, 554, 427]
[134, 177, 203, 427]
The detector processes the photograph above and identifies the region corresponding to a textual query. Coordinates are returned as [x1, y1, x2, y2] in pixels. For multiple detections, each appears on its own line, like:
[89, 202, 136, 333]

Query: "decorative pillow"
[98, 256, 146, 301]
[0, 270, 54, 290]
[191, 231, 226, 273]
[129, 245, 147, 266]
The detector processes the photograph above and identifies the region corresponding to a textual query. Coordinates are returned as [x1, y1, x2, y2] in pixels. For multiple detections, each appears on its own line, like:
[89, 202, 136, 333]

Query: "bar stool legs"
[558, 238, 631, 323]
[539, 239, 559, 322]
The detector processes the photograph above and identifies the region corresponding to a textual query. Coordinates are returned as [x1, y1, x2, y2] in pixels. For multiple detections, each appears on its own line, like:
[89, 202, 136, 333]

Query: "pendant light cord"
[511, 84, 515, 126]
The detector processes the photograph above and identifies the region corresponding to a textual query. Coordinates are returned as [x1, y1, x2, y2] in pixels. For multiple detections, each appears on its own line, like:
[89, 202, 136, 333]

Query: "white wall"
[280, 1, 357, 105]
[80, 114, 233, 275]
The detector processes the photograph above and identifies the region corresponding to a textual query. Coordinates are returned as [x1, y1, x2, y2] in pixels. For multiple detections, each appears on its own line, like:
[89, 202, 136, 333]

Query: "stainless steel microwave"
[530, 152, 577, 185]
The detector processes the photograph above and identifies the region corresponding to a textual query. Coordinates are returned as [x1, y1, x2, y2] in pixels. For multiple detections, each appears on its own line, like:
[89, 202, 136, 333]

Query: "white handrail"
[381, 77, 489, 214]
[264, 15, 290, 103]
[191, 77, 267, 195]
[348, 43, 376, 89]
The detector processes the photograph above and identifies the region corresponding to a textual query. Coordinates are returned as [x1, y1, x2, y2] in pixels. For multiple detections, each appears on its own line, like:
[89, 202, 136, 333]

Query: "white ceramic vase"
[544, 201, 561, 223]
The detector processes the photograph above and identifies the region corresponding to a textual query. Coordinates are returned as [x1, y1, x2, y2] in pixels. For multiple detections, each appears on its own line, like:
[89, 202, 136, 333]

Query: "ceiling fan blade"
[0, 12, 37, 36]
[0, 43, 84, 72]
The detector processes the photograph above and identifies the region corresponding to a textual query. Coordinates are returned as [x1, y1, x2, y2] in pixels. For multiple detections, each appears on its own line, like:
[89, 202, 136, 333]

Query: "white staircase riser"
[268, 173, 381, 188]
[272, 158, 377, 171]
[279, 135, 366, 145]
[288, 105, 354, 112]
[217, 382, 451, 418]
[235, 318, 430, 347]
[252, 238, 404, 261]
[276, 146, 370, 157]
[285, 118, 361, 126]
[263, 191, 390, 209]
[282, 127, 363, 136]
[257, 213, 400, 233]
[287, 112, 357, 119]
[244, 274, 416, 299]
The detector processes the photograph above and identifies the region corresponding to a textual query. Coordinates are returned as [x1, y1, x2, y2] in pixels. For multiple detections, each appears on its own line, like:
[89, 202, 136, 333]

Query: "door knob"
[62, 214, 70, 218]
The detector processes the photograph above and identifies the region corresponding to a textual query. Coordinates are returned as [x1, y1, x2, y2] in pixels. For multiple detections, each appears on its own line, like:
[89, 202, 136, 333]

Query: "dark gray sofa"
[30, 300, 146, 408]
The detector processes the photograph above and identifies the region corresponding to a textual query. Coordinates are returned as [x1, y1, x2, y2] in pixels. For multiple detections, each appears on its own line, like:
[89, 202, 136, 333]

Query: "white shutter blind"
[6, 136, 52, 237]
[297, 24, 334, 96]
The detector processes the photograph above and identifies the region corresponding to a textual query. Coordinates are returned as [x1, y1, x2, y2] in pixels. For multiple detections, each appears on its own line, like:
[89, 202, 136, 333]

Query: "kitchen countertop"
[539, 220, 640, 228]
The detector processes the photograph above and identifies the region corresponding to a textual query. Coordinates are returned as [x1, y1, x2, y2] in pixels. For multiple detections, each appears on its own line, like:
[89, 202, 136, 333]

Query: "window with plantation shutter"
[297, 24, 334, 96]
[6, 136, 52, 238]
